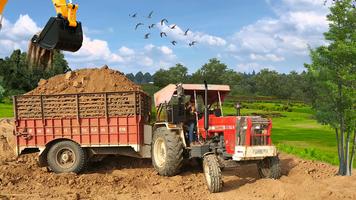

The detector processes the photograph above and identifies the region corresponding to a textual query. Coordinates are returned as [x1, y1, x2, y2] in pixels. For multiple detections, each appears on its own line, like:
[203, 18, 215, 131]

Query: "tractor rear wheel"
[47, 140, 88, 173]
[152, 127, 183, 176]
[257, 156, 281, 179]
[203, 154, 223, 193]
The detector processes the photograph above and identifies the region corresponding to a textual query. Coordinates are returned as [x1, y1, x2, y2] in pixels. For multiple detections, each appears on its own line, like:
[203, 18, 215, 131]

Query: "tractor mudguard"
[32, 17, 83, 52]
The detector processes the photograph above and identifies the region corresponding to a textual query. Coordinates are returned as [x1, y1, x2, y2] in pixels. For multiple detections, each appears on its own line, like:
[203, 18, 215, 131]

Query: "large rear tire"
[47, 140, 87, 174]
[203, 154, 223, 193]
[152, 127, 183, 176]
[257, 156, 281, 179]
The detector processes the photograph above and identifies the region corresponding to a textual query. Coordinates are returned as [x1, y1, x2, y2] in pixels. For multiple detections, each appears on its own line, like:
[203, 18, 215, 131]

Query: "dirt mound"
[0, 119, 16, 163]
[1, 147, 356, 200]
[26, 65, 141, 95]
[0, 122, 354, 199]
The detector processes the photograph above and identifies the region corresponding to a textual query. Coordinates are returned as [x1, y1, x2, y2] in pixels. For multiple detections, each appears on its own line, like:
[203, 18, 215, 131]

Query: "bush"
[0, 84, 5, 103]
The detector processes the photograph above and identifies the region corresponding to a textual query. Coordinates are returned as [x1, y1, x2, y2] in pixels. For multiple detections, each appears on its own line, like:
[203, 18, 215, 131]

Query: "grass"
[272, 112, 339, 165]
[0, 99, 13, 118]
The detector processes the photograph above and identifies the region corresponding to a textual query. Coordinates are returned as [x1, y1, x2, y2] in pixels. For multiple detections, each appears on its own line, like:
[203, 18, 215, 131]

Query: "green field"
[0, 101, 13, 118]
[0, 100, 339, 165]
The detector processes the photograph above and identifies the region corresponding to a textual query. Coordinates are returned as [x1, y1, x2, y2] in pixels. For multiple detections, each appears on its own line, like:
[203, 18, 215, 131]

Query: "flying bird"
[129, 13, 137, 18]
[147, 11, 154, 18]
[184, 28, 190, 36]
[160, 32, 167, 37]
[149, 24, 156, 29]
[170, 24, 177, 29]
[135, 23, 144, 30]
[160, 18, 168, 25]
[144, 33, 151, 39]
[189, 41, 197, 46]
[171, 41, 177, 46]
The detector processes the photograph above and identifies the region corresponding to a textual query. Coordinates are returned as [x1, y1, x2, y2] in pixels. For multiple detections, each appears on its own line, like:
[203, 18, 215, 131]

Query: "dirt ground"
[1, 119, 356, 200]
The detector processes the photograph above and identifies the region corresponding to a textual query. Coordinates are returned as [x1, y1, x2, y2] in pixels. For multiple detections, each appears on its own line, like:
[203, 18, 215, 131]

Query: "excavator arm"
[0, 0, 7, 14]
[0, 0, 82, 52]
[0, 0, 78, 28]
[0, 0, 8, 30]
[52, 0, 79, 27]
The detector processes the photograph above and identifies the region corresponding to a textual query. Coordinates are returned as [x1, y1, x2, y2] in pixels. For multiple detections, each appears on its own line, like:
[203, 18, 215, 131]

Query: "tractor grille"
[237, 117, 272, 146]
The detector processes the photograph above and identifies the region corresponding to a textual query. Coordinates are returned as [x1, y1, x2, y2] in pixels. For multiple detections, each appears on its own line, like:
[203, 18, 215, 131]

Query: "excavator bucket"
[32, 17, 83, 52]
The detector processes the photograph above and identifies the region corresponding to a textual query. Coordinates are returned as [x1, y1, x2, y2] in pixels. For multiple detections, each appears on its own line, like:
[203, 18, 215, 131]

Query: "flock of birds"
[129, 11, 197, 47]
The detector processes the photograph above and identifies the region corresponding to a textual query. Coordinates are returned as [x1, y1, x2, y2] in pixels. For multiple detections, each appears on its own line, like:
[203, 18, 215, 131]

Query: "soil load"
[26, 66, 141, 95]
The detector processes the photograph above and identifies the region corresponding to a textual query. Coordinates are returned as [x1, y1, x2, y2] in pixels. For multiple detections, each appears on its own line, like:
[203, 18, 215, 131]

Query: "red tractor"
[152, 83, 281, 192]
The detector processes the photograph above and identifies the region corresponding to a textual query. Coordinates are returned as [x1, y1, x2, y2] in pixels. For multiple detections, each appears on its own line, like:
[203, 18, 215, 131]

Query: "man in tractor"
[185, 100, 198, 145]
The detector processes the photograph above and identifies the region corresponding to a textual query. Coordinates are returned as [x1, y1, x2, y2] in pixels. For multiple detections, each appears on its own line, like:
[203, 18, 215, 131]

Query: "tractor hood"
[154, 84, 230, 107]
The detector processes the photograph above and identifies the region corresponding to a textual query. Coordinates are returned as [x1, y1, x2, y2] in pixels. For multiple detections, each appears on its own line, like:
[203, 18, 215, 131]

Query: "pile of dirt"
[26, 65, 141, 95]
[0, 119, 16, 163]
[1, 150, 355, 200]
[0, 122, 355, 199]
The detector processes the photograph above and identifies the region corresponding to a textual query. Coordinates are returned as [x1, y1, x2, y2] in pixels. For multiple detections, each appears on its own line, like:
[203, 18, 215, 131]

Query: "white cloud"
[0, 15, 41, 57]
[144, 44, 155, 51]
[138, 56, 154, 67]
[279, 0, 326, 9]
[227, 0, 329, 72]
[66, 40, 178, 72]
[158, 23, 226, 47]
[118, 46, 135, 56]
[67, 35, 124, 64]
[284, 11, 328, 33]
[159, 46, 173, 55]
[250, 53, 285, 62]
[140, 44, 177, 69]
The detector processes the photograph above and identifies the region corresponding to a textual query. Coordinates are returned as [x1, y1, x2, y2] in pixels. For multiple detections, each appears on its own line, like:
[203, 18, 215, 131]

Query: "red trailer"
[13, 91, 152, 173]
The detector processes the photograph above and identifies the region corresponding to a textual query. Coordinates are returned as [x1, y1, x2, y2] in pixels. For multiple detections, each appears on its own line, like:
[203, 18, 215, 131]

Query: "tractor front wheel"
[257, 156, 281, 179]
[203, 154, 223, 193]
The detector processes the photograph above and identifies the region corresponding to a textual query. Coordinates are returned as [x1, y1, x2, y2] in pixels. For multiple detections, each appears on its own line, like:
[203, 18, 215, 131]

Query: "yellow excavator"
[0, 0, 83, 52]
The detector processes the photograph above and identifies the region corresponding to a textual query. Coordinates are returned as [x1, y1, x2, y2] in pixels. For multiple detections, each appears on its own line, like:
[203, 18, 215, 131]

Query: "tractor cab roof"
[154, 84, 230, 107]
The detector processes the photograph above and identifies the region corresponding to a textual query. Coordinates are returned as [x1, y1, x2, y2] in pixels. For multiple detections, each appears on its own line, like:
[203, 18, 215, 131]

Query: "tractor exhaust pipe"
[204, 81, 209, 134]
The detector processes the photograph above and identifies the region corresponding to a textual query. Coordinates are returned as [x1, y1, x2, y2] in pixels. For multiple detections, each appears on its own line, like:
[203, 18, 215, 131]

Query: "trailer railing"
[14, 91, 151, 122]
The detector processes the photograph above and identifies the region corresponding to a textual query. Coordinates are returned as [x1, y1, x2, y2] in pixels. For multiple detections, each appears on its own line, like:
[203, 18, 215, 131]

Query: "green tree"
[0, 49, 71, 95]
[254, 69, 281, 97]
[306, 0, 356, 175]
[191, 58, 228, 84]
[153, 64, 189, 87]
[0, 76, 5, 102]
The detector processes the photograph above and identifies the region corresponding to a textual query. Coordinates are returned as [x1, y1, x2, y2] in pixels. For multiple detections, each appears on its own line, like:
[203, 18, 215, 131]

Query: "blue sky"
[0, 0, 330, 74]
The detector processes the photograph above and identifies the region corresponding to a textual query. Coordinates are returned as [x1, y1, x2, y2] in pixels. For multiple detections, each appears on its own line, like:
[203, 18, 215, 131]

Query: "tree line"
[130, 61, 311, 102]
[0, 50, 70, 100]
[0, 49, 314, 103]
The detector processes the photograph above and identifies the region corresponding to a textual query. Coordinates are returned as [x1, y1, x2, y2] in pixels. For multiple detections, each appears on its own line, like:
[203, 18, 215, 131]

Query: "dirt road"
[0, 119, 355, 200]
